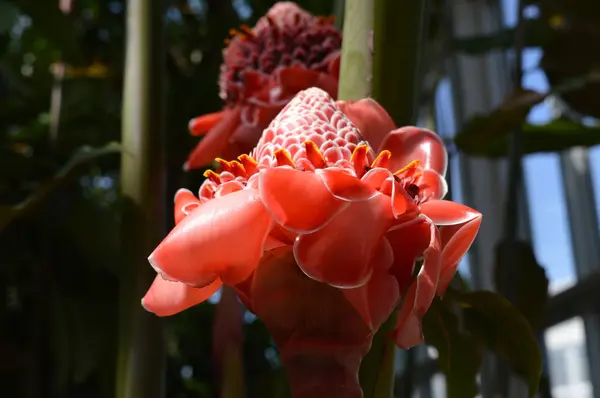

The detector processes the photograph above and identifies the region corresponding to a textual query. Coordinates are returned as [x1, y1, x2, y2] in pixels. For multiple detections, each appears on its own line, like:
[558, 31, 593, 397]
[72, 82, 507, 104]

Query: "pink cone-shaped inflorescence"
[185, 2, 341, 170]
[143, 88, 482, 397]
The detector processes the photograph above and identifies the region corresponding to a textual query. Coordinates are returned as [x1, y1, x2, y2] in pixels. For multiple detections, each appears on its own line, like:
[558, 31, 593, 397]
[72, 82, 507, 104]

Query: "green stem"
[337, 0, 374, 101]
[116, 1, 167, 398]
[360, 0, 427, 397]
[371, 0, 426, 126]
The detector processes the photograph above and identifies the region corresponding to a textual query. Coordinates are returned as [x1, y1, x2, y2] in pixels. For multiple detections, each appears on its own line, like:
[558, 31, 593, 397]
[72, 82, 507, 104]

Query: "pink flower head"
[144, 88, 481, 355]
[184, 2, 341, 170]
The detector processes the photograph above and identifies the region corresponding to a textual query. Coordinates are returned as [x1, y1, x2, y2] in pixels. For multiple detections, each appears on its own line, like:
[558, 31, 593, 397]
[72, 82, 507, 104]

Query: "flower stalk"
[338, 0, 374, 101]
[360, 0, 427, 397]
[116, 1, 166, 397]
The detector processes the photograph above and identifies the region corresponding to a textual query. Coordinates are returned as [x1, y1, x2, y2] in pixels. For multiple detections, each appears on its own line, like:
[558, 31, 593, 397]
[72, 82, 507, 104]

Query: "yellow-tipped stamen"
[274, 148, 296, 168]
[370, 150, 391, 169]
[304, 140, 326, 168]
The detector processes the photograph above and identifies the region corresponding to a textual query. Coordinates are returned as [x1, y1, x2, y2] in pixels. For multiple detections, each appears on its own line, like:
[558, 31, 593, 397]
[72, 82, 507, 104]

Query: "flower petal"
[184, 107, 242, 170]
[142, 276, 222, 316]
[258, 167, 348, 233]
[316, 167, 377, 202]
[392, 217, 441, 349]
[342, 238, 398, 330]
[419, 200, 480, 226]
[148, 189, 272, 286]
[416, 169, 448, 200]
[338, 98, 396, 151]
[386, 217, 430, 294]
[379, 126, 447, 177]
[188, 111, 226, 136]
[293, 193, 393, 288]
[437, 212, 482, 296]
[174, 188, 201, 225]
[362, 168, 416, 217]
[278, 66, 338, 99]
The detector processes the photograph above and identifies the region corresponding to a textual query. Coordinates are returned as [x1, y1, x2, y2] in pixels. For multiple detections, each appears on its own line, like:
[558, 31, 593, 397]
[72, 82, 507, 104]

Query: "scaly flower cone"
[142, 88, 482, 397]
[185, 2, 341, 170]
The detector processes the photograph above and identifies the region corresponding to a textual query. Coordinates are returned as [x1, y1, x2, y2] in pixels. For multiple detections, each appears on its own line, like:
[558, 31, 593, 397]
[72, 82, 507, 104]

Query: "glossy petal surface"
[148, 189, 271, 287]
[337, 98, 396, 151]
[258, 167, 348, 233]
[380, 127, 447, 176]
[419, 200, 480, 226]
[174, 188, 201, 224]
[437, 211, 482, 295]
[189, 111, 225, 136]
[317, 168, 377, 202]
[392, 218, 441, 348]
[142, 276, 222, 316]
[294, 193, 393, 288]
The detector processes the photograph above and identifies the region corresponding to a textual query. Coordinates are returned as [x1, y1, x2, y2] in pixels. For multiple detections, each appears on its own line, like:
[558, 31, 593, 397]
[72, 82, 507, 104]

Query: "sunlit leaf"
[452, 290, 542, 398]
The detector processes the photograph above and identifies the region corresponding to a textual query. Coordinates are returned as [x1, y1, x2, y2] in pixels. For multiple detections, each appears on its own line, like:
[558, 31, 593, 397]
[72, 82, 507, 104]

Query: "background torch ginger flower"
[143, 87, 481, 396]
[184, 1, 341, 170]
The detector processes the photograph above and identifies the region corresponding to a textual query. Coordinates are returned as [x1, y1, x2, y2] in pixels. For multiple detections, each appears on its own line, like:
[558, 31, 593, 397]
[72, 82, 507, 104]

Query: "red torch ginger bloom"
[184, 1, 341, 170]
[143, 87, 481, 397]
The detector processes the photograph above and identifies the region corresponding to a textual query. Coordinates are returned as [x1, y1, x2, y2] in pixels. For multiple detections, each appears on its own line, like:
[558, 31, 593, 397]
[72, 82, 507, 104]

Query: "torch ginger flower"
[185, 1, 341, 170]
[143, 88, 481, 397]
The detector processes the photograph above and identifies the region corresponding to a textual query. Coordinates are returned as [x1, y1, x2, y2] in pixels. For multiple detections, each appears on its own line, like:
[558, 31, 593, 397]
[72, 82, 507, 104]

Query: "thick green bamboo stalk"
[116, 1, 166, 398]
[337, 0, 374, 101]
[359, 0, 427, 397]
[371, 0, 426, 127]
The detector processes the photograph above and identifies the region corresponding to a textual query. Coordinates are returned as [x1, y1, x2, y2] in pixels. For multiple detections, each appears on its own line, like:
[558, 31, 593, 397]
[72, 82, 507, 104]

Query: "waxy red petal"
[258, 167, 348, 233]
[188, 111, 226, 136]
[278, 66, 338, 99]
[142, 276, 222, 316]
[419, 200, 480, 226]
[184, 107, 242, 170]
[148, 189, 271, 287]
[416, 169, 448, 200]
[435, 209, 482, 296]
[385, 217, 430, 294]
[380, 127, 448, 176]
[317, 167, 377, 202]
[174, 188, 201, 225]
[293, 193, 393, 288]
[392, 218, 441, 349]
[342, 238, 398, 330]
[337, 98, 396, 151]
[362, 168, 416, 218]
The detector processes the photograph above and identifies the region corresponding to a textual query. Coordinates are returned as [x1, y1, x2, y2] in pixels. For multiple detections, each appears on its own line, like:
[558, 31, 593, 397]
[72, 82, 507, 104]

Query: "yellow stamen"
[203, 169, 221, 184]
[371, 150, 391, 169]
[394, 160, 421, 176]
[304, 140, 325, 168]
[274, 148, 296, 168]
[351, 144, 369, 176]
[238, 154, 259, 175]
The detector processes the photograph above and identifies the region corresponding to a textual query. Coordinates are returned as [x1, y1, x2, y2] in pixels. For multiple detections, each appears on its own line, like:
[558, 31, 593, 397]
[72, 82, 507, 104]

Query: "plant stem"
[337, 0, 374, 101]
[359, 0, 426, 397]
[371, 0, 426, 126]
[116, 1, 167, 398]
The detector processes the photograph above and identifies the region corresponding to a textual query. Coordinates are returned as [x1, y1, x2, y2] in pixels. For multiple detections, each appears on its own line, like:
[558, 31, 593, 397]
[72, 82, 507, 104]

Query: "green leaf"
[453, 290, 542, 397]
[456, 118, 600, 157]
[452, 19, 550, 55]
[423, 298, 483, 398]
[0, 142, 120, 231]
[494, 240, 549, 332]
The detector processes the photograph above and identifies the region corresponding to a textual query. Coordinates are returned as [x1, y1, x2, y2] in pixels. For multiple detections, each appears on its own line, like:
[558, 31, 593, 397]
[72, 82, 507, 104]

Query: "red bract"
[143, 88, 481, 396]
[184, 2, 341, 170]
